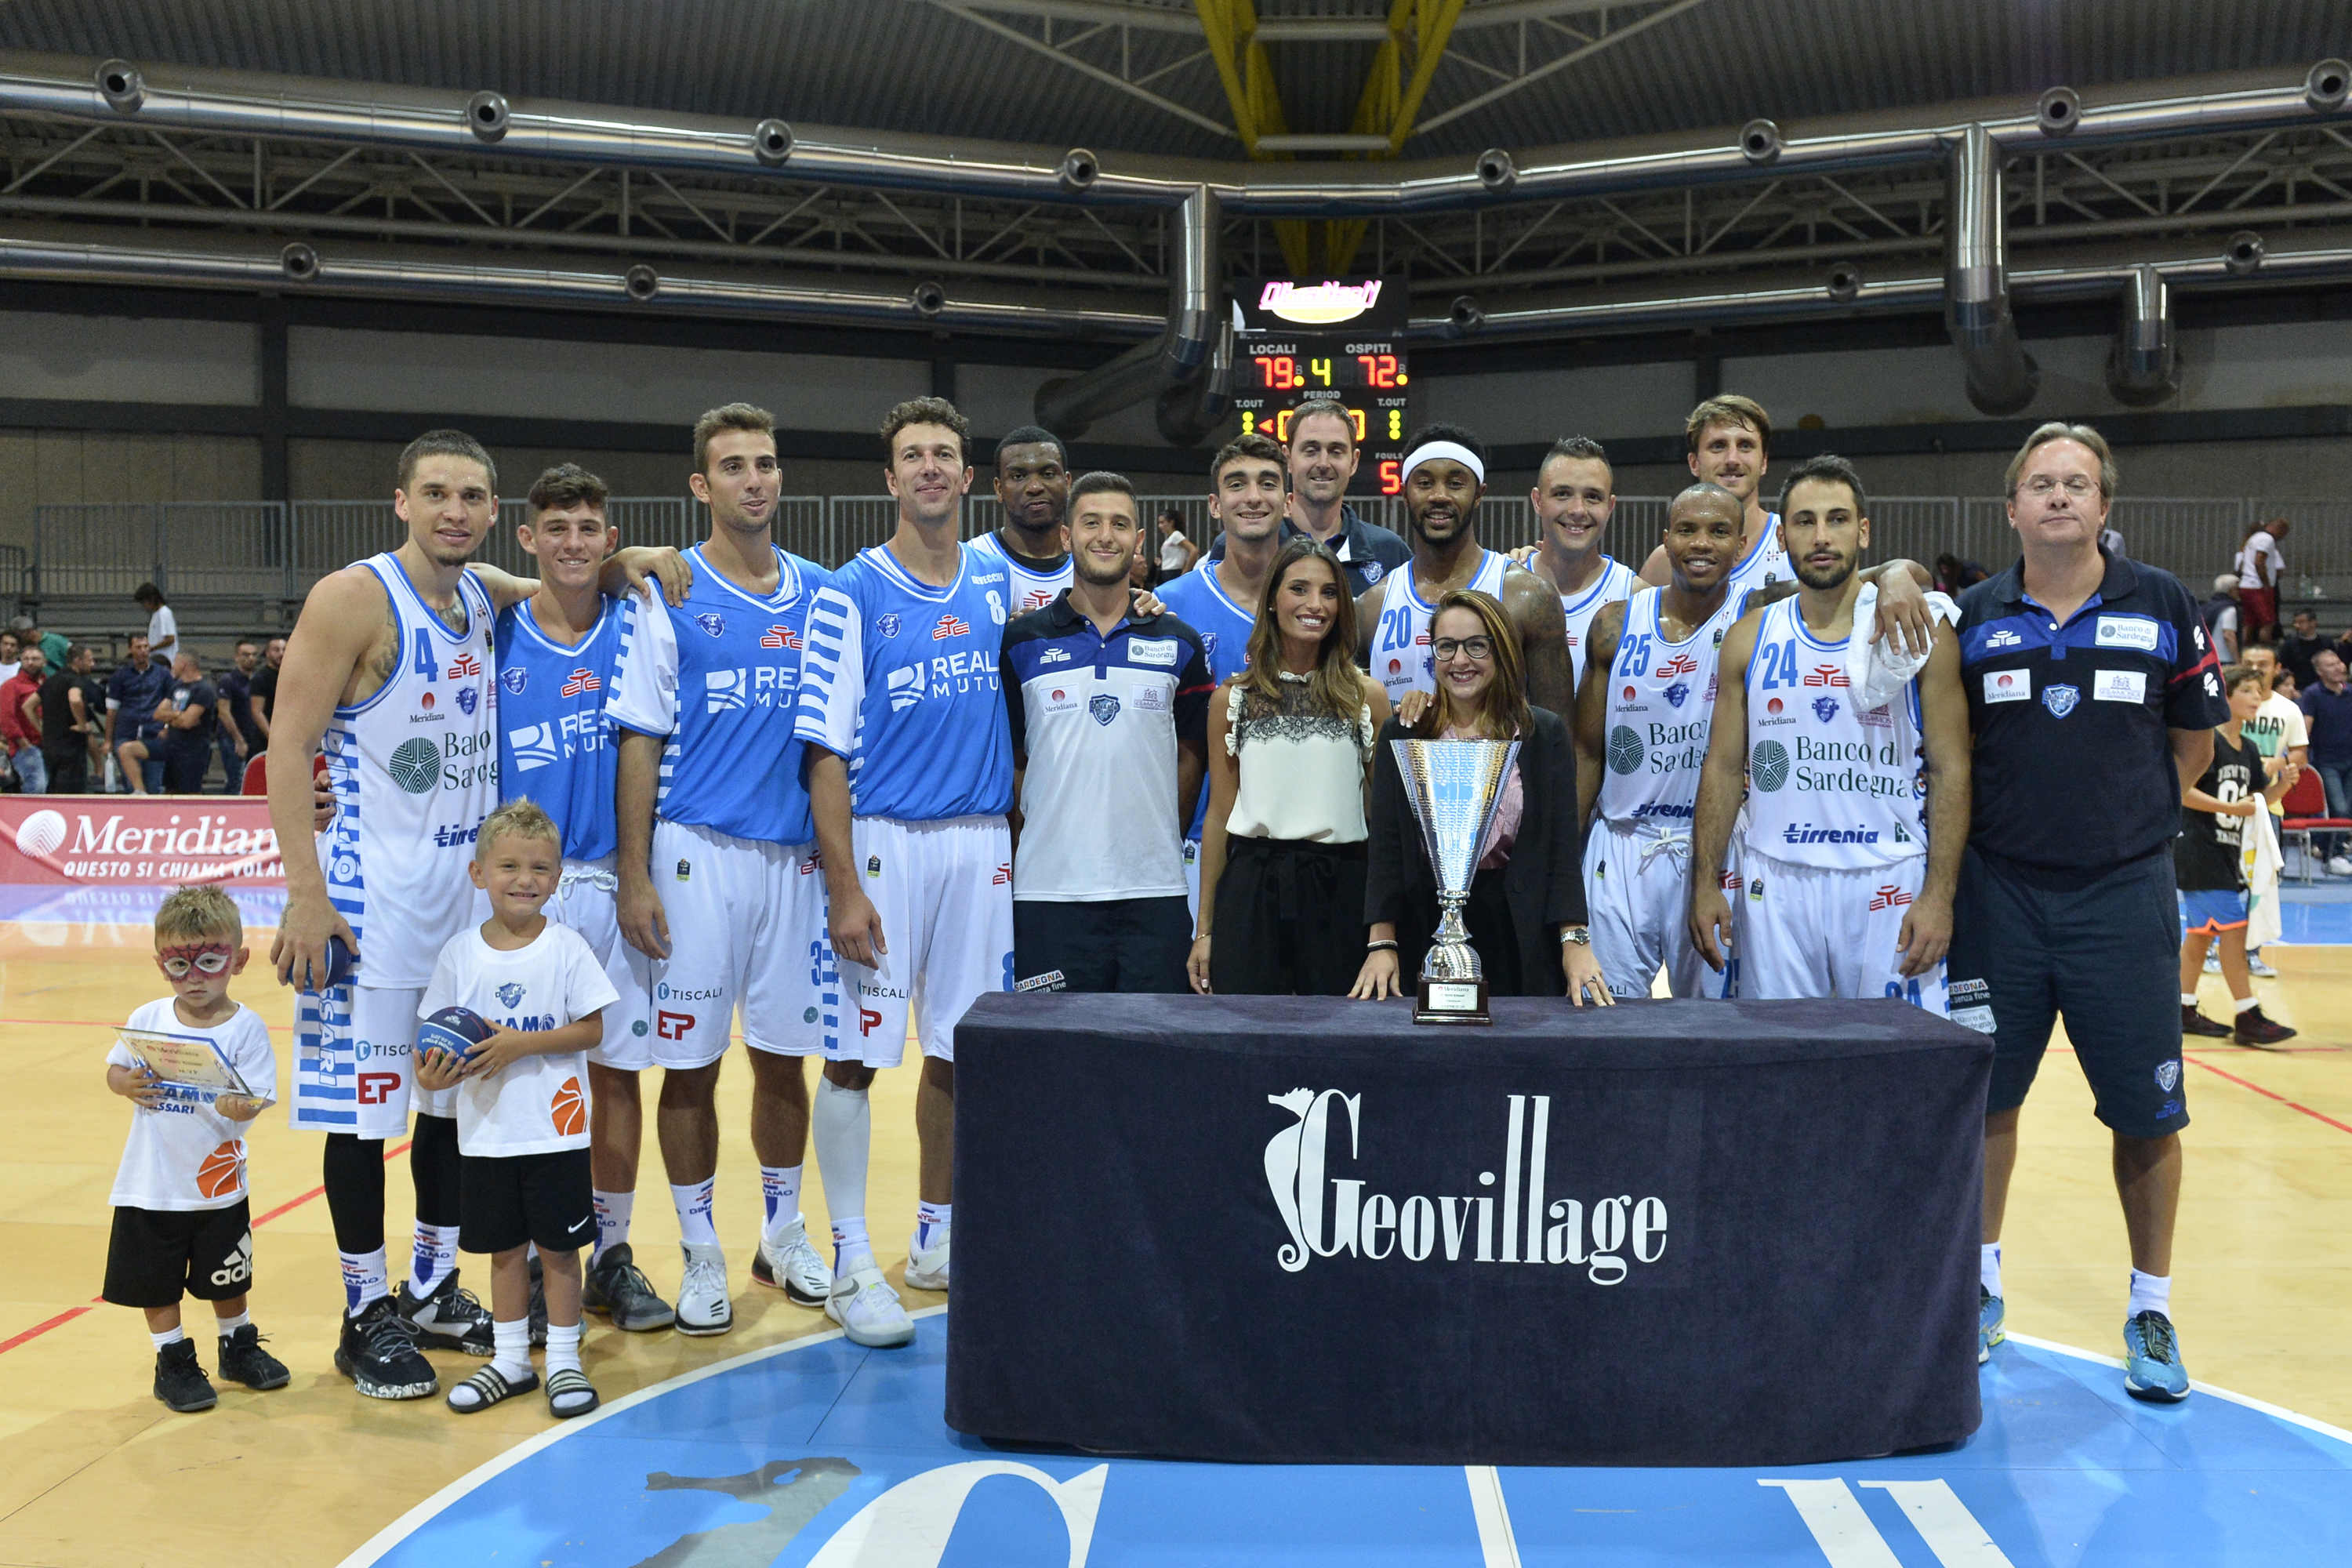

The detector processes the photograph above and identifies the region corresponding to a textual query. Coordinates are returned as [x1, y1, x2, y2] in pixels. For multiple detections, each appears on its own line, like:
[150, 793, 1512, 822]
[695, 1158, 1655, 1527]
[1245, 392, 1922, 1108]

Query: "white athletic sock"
[151, 1326, 186, 1350]
[339, 1247, 390, 1315]
[813, 1079, 871, 1267]
[830, 1215, 872, 1270]
[544, 1320, 582, 1376]
[2180, 993, 2199, 1008]
[2234, 995, 2260, 1014]
[670, 1178, 719, 1247]
[215, 1309, 251, 1336]
[915, 1200, 952, 1252]
[1980, 1242, 2002, 1298]
[408, 1222, 460, 1298]
[2128, 1269, 2172, 1319]
[491, 1318, 533, 1383]
[760, 1164, 804, 1239]
[592, 1189, 633, 1262]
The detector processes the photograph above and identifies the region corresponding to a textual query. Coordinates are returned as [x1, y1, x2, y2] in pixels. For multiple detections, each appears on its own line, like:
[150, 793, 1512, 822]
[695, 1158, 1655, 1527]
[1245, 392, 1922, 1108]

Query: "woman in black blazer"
[1351, 589, 1611, 1004]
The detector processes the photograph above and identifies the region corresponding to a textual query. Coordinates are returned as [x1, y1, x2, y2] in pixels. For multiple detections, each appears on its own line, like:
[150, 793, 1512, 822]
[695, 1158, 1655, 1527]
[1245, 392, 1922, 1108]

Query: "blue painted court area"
[350, 1311, 2352, 1568]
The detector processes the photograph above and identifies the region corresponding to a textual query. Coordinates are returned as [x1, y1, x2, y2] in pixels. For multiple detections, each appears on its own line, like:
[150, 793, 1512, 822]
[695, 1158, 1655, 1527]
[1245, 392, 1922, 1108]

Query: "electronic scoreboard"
[1232, 277, 1411, 495]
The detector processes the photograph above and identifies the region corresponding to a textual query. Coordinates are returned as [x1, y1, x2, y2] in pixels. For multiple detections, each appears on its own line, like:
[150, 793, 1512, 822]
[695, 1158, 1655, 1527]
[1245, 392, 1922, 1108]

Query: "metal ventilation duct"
[2107, 264, 2180, 406]
[1035, 186, 1217, 437]
[1944, 125, 2039, 416]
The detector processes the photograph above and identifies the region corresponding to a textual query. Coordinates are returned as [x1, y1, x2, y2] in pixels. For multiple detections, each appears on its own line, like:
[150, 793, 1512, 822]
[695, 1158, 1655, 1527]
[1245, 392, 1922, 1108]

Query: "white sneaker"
[2328, 856, 2352, 877]
[906, 1229, 950, 1293]
[826, 1260, 916, 1348]
[674, 1242, 733, 1336]
[2201, 953, 2220, 975]
[757, 1216, 834, 1306]
[2246, 952, 2279, 979]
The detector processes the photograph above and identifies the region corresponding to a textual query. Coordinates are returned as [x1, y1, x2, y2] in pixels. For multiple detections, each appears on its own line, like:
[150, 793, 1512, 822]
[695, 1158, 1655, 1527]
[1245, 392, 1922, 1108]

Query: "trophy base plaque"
[1415, 976, 1491, 1025]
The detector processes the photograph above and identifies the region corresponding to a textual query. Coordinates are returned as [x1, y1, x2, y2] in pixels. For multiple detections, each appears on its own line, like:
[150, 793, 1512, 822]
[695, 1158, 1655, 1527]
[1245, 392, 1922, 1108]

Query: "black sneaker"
[2181, 1004, 2231, 1039]
[397, 1269, 495, 1354]
[2234, 1005, 2298, 1049]
[585, 1243, 678, 1331]
[153, 1339, 216, 1412]
[527, 1251, 549, 1348]
[336, 1296, 438, 1399]
[216, 1323, 289, 1390]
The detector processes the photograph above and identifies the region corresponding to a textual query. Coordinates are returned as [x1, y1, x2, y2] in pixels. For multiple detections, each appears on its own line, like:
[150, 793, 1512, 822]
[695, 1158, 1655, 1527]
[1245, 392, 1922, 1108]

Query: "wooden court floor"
[1, 924, 2347, 1568]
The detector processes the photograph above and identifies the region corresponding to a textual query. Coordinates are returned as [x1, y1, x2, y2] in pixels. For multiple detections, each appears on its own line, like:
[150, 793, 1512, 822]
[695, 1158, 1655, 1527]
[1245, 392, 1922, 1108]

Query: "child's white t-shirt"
[107, 999, 277, 1211]
[419, 920, 619, 1158]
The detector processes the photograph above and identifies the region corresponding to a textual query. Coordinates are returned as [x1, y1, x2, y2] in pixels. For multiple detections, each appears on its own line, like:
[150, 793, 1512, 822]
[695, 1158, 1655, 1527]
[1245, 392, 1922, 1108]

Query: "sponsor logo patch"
[2095, 615, 2160, 652]
[1128, 638, 1179, 667]
[2094, 669, 2147, 704]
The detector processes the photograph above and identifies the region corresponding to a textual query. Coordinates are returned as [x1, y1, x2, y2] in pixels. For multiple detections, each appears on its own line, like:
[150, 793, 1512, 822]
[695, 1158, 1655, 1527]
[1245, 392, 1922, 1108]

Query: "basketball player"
[1575, 484, 1748, 1000]
[1359, 423, 1571, 717]
[968, 424, 1073, 615]
[1156, 431, 1285, 913]
[611, 404, 837, 1337]
[269, 429, 684, 1399]
[1688, 456, 1969, 1009]
[797, 396, 1012, 1348]
[1522, 436, 1638, 694]
[1638, 396, 1784, 596]
[492, 463, 673, 1333]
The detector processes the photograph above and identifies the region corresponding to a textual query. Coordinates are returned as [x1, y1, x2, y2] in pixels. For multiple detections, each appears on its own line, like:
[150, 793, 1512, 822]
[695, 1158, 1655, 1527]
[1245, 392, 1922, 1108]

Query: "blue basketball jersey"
[494, 595, 622, 862]
[608, 543, 829, 847]
[797, 542, 1014, 822]
[1154, 564, 1258, 838]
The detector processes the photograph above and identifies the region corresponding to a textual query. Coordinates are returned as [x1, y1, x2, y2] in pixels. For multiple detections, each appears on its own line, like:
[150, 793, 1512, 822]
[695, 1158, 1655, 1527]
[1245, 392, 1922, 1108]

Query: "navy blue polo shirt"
[1957, 550, 2225, 870]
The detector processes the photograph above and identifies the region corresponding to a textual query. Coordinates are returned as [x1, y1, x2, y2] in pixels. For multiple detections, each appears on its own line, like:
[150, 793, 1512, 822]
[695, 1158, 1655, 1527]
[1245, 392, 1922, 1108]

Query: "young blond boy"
[103, 886, 287, 1412]
[418, 799, 616, 1417]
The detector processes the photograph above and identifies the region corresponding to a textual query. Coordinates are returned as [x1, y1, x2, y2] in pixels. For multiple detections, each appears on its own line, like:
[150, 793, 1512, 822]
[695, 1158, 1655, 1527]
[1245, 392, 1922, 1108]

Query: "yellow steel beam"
[1195, 0, 1311, 272]
[1325, 0, 1466, 270]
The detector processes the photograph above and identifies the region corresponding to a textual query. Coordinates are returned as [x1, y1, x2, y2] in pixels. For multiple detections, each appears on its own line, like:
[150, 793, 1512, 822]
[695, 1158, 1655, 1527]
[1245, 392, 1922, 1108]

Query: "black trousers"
[1015, 895, 1192, 994]
[1396, 866, 1530, 996]
[1208, 837, 1367, 996]
[41, 743, 88, 793]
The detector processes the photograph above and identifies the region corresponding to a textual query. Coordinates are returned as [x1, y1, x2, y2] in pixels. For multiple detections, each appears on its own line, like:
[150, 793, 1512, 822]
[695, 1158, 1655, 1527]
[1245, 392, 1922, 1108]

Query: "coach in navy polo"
[1002, 471, 1214, 993]
[1947, 421, 2224, 1406]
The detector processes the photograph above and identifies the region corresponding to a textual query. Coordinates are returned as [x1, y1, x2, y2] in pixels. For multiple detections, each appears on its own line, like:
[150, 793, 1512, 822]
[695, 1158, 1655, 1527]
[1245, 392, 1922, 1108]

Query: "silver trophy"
[1392, 737, 1520, 1025]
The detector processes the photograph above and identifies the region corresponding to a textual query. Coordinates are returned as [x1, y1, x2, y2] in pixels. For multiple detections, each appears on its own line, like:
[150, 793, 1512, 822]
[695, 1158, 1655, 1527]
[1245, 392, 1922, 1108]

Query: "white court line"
[2003, 1330, 2352, 1446]
[1463, 1464, 1524, 1567]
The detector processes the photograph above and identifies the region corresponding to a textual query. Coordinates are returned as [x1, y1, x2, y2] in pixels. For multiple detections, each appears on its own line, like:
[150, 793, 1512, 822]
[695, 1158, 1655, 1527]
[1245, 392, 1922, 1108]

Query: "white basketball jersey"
[1367, 549, 1509, 706]
[318, 556, 500, 990]
[1740, 596, 1928, 869]
[1725, 513, 1788, 596]
[1559, 556, 1639, 696]
[967, 531, 1071, 616]
[1593, 586, 1744, 829]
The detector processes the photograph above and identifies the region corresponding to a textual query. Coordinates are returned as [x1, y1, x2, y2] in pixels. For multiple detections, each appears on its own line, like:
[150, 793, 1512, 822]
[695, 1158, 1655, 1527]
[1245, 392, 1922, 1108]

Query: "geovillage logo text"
[1265, 1090, 1668, 1283]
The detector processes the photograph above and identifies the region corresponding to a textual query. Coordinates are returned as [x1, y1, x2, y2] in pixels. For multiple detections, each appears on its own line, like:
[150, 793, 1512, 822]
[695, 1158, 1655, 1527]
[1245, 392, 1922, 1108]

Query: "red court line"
[2187, 1056, 2352, 1136]
[0, 1137, 414, 1358]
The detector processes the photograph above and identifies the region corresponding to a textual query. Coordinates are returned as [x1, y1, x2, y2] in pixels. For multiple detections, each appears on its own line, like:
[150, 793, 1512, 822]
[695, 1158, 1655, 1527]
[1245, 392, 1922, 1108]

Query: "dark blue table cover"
[946, 994, 1990, 1468]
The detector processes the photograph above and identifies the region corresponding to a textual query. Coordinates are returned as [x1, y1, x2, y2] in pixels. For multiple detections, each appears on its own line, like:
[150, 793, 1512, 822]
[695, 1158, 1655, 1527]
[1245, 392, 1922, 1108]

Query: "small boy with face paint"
[102, 885, 286, 1413]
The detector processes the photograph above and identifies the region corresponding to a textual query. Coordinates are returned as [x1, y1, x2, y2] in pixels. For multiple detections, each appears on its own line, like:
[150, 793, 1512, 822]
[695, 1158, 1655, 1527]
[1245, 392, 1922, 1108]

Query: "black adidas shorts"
[103, 1200, 255, 1307]
[459, 1148, 593, 1255]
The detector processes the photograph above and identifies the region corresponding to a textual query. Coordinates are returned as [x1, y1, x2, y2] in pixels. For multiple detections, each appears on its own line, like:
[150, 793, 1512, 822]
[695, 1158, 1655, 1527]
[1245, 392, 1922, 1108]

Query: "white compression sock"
[813, 1079, 871, 1265]
[339, 1248, 390, 1315]
[2128, 1269, 2172, 1319]
[592, 1189, 633, 1262]
[409, 1222, 459, 1297]
[670, 1178, 718, 1247]
[760, 1164, 804, 1238]
[915, 1200, 952, 1252]
[1980, 1242, 2002, 1298]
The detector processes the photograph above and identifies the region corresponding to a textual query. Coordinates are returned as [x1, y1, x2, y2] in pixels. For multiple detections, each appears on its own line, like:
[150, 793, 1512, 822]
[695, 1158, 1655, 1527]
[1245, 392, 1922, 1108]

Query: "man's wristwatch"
[1559, 925, 1591, 946]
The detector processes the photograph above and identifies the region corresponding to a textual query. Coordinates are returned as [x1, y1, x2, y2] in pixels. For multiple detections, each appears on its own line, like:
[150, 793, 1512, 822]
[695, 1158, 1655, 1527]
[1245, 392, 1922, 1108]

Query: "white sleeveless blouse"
[1223, 673, 1376, 844]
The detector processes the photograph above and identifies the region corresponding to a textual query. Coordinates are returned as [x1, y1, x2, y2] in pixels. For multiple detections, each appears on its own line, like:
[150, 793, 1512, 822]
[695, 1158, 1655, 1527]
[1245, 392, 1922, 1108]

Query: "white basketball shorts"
[1583, 819, 1730, 1002]
[648, 818, 837, 1070]
[833, 814, 1014, 1069]
[291, 982, 455, 1139]
[553, 857, 655, 1071]
[1734, 850, 1949, 1014]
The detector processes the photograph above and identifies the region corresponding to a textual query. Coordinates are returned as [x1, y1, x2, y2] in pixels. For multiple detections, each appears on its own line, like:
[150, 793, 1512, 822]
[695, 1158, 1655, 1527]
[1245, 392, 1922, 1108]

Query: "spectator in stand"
[2272, 668, 2299, 702]
[107, 634, 171, 796]
[0, 630, 18, 687]
[2277, 608, 2339, 688]
[154, 652, 223, 795]
[216, 640, 258, 791]
[247, 635, 284, 755]
[1128, 548, 1157, 592]
[39, 644, 98, 793]
[1156, 510, 1200, 579]
[134, 584, 178, 660]
[13, 614, 67, 670]
[1933, 553, 1989, 594]
[2234, 517, 2288, 645]
[76, 652, 109, 782]
[2203, 575, 2241, 662]
[2299, 648, 2352, 876]
[2, 646, 49, 793]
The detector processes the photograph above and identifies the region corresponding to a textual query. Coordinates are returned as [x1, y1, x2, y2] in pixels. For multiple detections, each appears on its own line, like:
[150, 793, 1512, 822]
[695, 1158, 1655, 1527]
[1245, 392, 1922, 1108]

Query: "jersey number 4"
[410, 630, 440, 681]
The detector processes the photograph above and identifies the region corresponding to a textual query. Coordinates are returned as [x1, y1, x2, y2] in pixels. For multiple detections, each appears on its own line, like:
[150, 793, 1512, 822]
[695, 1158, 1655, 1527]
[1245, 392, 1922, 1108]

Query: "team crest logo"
[495, 982, 525, 1008]
[694, 612, 727, 637]
[1090, 693, 1121, 726]
[1812, 695, 1839, 724]
[2156, 1060, 2181, 1092]
[1361, 561, 1384, 585]
[1200, 632, 1218, 664]
[2042, 683, 2081, 718]
[456, 687, 479, 715]
[1664, 682, 1690, 709]
[875, 613, 902, 640]
[499, 666, 527, 695]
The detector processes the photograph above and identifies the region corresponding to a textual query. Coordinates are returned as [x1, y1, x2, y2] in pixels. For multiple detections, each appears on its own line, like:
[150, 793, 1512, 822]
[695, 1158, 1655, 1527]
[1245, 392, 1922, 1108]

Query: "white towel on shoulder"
[1845, 582, 1962, 710]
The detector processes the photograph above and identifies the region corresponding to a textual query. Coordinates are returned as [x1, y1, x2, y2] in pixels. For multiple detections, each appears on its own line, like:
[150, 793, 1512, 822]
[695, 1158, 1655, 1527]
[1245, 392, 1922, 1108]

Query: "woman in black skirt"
[1352, 589, 1610, 1004]
[1189, 539, 1394, 995]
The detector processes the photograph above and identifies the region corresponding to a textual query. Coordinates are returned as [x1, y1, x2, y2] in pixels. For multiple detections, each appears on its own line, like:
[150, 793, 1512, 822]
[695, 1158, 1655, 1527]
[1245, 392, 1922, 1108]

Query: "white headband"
[1399, 440, 1486, 485]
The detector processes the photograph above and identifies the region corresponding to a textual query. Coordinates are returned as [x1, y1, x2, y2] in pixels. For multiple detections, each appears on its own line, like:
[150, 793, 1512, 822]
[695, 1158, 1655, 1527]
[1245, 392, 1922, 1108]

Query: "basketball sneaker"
[905, 1230, 950, 1293]
[216, 1324, 289, 1391]
[336, 1297, 438, 1399]
[2246, 950, 2279, 978]
[675, 1241, 734, 1336]
[585, 1243, 677, 1331]
[826, 1261, 916, 1348]
[2123, 1310, 2191, 1402]
[2181, 1004, 2231, 1038]
[750, 1217, 833, 1305]
[1979, 1287, 2005, 1364]
[397, 1268, 495, 1354]
[2234, 1005, 2297, 1048]
[153, 1339, 216, 1413]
